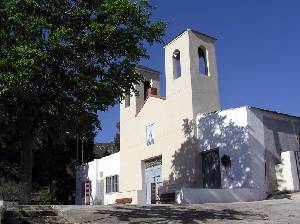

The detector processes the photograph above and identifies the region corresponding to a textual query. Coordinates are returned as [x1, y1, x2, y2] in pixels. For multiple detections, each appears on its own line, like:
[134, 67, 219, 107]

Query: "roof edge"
[196, 105, 300, 119]
[136, 65, 160, 75]
[249, 106, 300, 119]
[163, 29, 217, 48]
[135, 95, 166, 117]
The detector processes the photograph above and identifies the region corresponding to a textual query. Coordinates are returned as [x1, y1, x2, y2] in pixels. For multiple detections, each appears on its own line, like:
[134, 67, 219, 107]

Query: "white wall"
[76, 152, 120, 205]
[75, 165, 89, 205]
[97, 152, 120, 205]
[193, 106, 268, 203]
[275, 151, 299, 191]
[257, 108, 300, 193]
[197, 107, 254, 189]
[247, 108, 267, 193]
[179, 187, 266, 204]
[194, 106, 300, 203]
[88, 159, 98, 204]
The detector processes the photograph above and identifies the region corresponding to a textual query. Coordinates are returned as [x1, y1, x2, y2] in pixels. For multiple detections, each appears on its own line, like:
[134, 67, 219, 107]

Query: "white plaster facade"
[191, 106, 300, 203]
[76, 152, 120, 205]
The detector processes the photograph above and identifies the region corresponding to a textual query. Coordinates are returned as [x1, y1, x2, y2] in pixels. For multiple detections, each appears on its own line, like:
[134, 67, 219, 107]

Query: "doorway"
[144, 157, 162, 204]
[202, 149, 221, 188]
[295, 151, 300, 188]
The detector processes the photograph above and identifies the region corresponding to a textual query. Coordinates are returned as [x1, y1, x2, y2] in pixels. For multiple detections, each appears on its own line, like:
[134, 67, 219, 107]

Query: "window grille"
[105, 175, 119, 193]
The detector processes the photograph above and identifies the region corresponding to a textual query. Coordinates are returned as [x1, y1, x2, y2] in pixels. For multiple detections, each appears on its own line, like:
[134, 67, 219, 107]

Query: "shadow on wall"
[261, 115, 300, 192]
[81, 164, 90, 183]
[163, 113, 259, 194]
[76, 164, 89, 205]
[162, 118, 200, 194]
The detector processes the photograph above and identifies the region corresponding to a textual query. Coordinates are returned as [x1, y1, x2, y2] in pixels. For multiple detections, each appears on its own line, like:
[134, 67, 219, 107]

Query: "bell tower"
[164, 29, 221, 117]
[120, 65, 160, 123]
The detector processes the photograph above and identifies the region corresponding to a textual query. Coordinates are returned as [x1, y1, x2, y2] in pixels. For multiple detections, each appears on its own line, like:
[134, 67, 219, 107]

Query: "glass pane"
[112, 176, 116, 192]
[116, 175, 119, 192]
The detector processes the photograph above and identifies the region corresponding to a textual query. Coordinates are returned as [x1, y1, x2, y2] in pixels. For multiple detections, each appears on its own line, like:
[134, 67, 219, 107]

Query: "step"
[3, 207, 70, 224]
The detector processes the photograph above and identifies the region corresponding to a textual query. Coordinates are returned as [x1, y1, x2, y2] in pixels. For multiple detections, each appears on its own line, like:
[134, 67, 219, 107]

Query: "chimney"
[148, 87, 157, 97]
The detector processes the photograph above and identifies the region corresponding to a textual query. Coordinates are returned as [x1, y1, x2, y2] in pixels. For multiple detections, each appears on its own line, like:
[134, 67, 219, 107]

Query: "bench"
[115, 198, 132, 204]
[159, 192, 175, 204]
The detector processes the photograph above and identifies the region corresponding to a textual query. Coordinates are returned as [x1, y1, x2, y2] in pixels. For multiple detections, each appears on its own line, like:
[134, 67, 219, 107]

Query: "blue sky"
[95, 0, 300, 143]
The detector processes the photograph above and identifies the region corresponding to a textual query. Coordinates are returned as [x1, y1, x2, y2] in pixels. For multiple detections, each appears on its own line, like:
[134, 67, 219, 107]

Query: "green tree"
[0, 131, 95, 204]
[114, 122, 120, 150]
[0, 0, 165, 204]
[93, 122, 120, 158]
[32, 133, 95, 204]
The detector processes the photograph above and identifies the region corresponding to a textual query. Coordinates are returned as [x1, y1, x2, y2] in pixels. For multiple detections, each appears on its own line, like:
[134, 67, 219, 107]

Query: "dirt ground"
[56, 192, 300, 224]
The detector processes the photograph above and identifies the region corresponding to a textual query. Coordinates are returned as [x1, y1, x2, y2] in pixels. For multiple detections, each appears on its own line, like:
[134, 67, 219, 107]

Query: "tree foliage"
[93, 122, 120, 158]
[0, 133, 94, 204]
[114, 122, 120, 150]
[0, 0, 165, 204]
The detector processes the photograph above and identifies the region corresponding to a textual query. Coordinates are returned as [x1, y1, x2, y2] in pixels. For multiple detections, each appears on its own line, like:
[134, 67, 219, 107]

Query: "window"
[105, 175, 119, 193]
[173, 49, 181, 79]
[144, 80, 151, 101]
[125, 95, 130, 107]
[198, 47, 208, 75]
[112, 175, 119, 192]
[106, 176, 111, 193]
[202, 149, 221, 188]
[146, 123, 155, 146]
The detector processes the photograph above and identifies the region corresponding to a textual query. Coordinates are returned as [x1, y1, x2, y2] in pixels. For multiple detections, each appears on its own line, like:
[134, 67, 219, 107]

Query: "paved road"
[58, 192, 300, 224]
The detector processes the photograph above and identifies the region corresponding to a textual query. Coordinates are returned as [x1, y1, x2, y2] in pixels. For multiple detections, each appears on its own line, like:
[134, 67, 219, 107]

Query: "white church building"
[76, 29, 300, 205]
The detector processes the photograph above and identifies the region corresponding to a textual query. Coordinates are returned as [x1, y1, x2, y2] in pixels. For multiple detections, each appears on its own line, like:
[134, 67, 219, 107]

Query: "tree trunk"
[18, 130, 34, 204]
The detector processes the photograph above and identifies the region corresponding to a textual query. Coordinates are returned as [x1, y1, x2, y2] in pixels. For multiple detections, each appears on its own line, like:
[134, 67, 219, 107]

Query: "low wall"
[117, 189, 146, 204]
[104, 193, 117, 205]
[180, 187, 267, 204]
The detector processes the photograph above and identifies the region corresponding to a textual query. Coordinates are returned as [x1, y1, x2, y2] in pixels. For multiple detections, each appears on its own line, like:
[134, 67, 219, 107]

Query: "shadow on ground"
[267, 191, 292, 200]
[93, 205, 267, 223]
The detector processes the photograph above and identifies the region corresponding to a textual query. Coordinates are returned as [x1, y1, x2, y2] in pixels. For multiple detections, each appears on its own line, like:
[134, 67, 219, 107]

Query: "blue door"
[145, 159, 162, 204]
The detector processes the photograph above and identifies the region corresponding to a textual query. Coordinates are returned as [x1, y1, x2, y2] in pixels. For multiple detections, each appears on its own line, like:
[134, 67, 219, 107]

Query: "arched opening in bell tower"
[144, 80, 151, 101]
[198, 47, 208, 76]
[173, 49, 181, 79]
